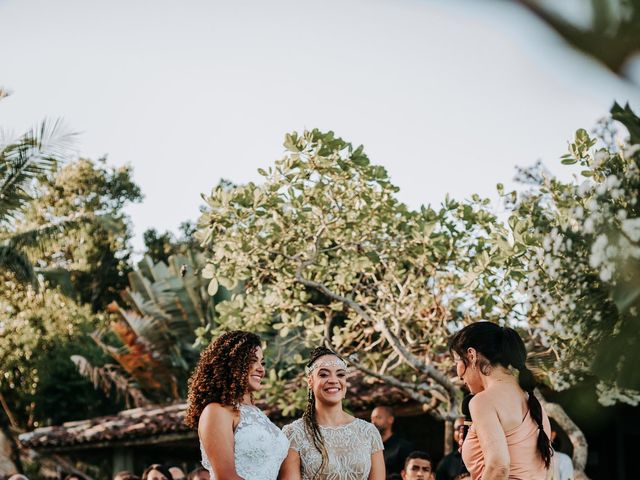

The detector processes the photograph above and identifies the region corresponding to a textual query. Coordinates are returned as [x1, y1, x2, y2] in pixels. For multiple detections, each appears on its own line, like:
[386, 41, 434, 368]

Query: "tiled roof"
[19, 375, 414, 451]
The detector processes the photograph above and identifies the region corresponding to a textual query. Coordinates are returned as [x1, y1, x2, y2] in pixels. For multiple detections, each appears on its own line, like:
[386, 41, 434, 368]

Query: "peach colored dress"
[461, 409, 551, 480]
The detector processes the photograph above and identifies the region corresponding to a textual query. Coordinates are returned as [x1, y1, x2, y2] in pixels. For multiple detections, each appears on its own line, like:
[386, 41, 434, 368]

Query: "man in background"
[435, 417, 465, 480]
[371, 405, 415, 477]
[401, 451, 434, 480]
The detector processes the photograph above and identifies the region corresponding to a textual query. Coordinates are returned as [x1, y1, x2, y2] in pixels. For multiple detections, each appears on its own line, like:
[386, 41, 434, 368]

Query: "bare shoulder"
[199, 403, 236, 430]
[469, 391, 496, 416]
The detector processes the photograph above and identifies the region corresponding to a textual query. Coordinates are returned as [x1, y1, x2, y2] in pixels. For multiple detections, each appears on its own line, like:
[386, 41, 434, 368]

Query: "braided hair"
[449, 322, 552, 468]
[185, 330, 261, 429]
[303, 346, 345, 480]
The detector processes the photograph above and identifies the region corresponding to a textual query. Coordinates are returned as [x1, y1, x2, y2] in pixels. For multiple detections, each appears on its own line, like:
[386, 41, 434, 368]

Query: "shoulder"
[353, 418, 382, 438]
[353, 418, 375, 431]
[199, 403, 235, 426]
[282, 418, 305, 435]
[468, 391, 496, 417]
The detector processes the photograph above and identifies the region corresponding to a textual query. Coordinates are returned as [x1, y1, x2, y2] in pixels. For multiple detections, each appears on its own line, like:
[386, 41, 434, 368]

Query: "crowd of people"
[4, 464, 211, 480]
[6, 321, 575, 480]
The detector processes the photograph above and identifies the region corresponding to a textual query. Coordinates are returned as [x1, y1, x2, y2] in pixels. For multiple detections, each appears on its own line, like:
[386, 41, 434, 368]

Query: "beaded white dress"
[283, 418, 384, 480]
[200, 404, 289, 480]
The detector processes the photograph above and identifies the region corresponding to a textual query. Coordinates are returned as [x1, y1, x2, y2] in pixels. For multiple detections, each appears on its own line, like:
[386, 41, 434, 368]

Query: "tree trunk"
[536, 389, 589, 480]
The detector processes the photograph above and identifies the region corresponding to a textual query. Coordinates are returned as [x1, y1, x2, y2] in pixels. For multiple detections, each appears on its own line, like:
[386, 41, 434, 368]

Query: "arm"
[469, 394, 510, 480]
[278, 449, 302, 480]
[368, 450, 385, 480]
[198, 403, 244, 480]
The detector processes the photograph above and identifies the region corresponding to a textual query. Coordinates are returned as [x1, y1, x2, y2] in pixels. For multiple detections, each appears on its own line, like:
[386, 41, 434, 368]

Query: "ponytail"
[502, 327, 553, 468]
[450, 322, 553, 469]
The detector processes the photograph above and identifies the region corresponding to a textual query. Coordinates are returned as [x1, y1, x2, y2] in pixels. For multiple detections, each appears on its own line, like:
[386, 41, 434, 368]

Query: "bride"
[185, 330, 289, 480]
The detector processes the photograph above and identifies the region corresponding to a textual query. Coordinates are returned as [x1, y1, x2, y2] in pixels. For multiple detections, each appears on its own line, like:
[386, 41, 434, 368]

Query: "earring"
[308, 389, 313, 401]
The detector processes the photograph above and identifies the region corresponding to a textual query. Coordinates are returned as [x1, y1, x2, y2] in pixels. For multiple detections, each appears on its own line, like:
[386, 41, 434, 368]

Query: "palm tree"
[0, 105, 86, 284]
[73, 252, 231, 405]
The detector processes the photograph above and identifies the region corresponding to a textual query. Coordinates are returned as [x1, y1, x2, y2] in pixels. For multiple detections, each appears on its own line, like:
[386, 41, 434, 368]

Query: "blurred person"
[168, 468, 186, 480]
[371, 406, 414, 477]
[8, 475, 29, 480]
[401, 451, 434, 480]
[280, 346, 385, 480]
[186, 331, 288, 480]
[550, 429, 574, 480]
[142, 465, 172, 480]
[63, 475, 83, 480]
[450, 322, 552, 479]
[435, 417, 465, 480]
[186, 468, 209, 480]
[113, 471, 139, 480]
[453, 474, 470, 480]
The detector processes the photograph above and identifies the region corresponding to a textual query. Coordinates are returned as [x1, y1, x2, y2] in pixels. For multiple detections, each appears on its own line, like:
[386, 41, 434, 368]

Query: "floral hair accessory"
[305, 358, 348, 376]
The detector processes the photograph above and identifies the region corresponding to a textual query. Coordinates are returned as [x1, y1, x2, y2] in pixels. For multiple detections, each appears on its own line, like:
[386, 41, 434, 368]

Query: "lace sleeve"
[368, 422, 384, 453]
[282, 421, 303, 452]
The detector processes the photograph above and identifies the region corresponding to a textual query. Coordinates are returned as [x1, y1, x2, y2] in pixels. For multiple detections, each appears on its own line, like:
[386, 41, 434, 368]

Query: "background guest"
[141, 464, 173, 480]
[371, 405, 415, 477]
[186, 467, 209, 480]
[435, 417, 465, 480]
[401, 451, 434, 480]
[168, 467, 186, 480]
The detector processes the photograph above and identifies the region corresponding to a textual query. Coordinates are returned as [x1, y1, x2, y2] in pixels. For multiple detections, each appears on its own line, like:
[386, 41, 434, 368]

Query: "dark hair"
[449, 321, 552, 468]
[141, 465, 172, 480]
[113, 471, 139, 480]
[373, 405, 394, 417]
[185, 330, 261, 428]
[303, 346, 344, 480]
[403, 450, 432, 469]
[186, 468, 208, 480]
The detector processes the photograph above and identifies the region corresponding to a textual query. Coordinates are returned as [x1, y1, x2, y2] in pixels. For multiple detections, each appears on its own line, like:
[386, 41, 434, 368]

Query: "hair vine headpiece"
[305, 358, 348, 376]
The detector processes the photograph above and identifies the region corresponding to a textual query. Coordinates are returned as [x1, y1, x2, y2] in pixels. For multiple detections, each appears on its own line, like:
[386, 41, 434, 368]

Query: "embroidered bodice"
[283, 418, 384, 480]
[200, 404, 289, 480]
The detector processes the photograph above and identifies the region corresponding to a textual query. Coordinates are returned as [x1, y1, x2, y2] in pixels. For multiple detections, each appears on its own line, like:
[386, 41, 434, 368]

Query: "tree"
[516, 0, 640, 81]
[18, 157, 143, 311]
[197, 130, 532, 437]
[74, 251, 232, 405]
[0, 116, 80, 284]
[505, 103, 640, 406]
[0, 273, 120, 471]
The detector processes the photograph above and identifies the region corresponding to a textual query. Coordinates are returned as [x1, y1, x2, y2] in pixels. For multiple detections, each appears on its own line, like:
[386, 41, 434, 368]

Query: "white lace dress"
[283, 418, 384, 480]
[200, 404, 289, 480]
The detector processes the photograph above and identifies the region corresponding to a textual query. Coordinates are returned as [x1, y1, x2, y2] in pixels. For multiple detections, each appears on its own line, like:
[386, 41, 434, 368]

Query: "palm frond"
[0, 244, 37, 285]
[0, 118, 76, 224]
[70, 355, 151, 408]
[2, 212, 97, 250]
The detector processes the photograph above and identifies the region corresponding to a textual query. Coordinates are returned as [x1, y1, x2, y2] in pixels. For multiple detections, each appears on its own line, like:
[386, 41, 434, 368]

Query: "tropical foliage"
[503, 103, 640, 406]
[0, 117, 78, 284]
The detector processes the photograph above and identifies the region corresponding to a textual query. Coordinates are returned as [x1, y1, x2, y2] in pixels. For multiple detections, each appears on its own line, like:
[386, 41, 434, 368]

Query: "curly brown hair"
[185, 330, 261, 429]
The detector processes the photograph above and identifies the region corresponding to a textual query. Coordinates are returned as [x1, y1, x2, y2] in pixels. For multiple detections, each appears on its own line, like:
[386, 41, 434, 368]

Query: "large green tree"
[196, 130, 530, 436]
[0, 116, 81, 284]
[18, 157, 142, 311]
[505, 103, 640, 406]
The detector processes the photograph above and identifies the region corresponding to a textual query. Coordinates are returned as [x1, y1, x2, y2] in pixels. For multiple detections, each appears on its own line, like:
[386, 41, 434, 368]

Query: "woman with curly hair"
[449, 322, 552, 480]
[186, 330, 288, 480]
[279, 346, 385, 480]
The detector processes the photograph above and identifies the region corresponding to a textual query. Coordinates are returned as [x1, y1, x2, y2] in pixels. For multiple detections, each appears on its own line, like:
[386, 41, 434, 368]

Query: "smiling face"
[246, 346, 266, 392]
[308, 354, 347, 405]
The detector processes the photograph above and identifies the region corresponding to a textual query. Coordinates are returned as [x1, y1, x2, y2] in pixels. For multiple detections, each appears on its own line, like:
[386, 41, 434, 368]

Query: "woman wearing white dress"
[185, 330, 289, 480]
[279, 346, 385, 480]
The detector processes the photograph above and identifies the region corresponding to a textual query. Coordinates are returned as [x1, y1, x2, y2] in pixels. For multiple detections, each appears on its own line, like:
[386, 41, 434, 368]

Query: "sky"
[1, 0, 639, 253]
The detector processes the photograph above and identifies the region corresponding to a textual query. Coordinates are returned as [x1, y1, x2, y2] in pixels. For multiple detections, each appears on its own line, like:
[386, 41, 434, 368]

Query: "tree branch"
[536, 389, 589, 479]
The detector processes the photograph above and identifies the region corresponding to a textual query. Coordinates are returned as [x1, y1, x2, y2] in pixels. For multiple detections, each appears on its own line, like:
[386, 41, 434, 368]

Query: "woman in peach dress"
[449, 322, 552, 480]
